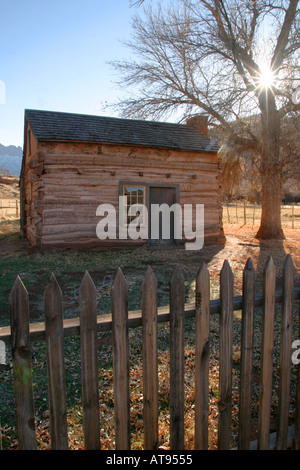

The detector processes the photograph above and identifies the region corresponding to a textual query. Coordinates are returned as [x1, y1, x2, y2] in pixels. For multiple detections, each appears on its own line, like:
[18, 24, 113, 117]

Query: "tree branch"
[271, 0, 299, 70]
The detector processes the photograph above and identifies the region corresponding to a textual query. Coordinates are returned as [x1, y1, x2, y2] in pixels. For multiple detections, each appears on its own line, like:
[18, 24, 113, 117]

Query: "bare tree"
[129, 0, 144, 6]
[111, 0, 300, 239]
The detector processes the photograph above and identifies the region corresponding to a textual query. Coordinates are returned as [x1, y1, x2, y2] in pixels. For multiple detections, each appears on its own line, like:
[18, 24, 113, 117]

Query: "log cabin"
[20, 109, 225, 250]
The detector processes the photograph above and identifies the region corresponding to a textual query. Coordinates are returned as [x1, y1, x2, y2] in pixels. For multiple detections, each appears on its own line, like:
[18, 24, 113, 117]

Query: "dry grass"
[0, 211, 300, 450]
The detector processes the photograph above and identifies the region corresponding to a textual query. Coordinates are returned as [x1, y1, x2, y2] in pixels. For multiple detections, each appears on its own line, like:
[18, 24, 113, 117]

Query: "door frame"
[147, 183, 180, 248]
[119, 181, 180, 247]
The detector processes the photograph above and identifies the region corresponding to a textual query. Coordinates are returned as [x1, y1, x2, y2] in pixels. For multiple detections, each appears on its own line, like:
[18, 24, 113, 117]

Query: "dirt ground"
[0, 177, 299, 287]
[218, 223, 300, 289]
[0, 220, 299, 287]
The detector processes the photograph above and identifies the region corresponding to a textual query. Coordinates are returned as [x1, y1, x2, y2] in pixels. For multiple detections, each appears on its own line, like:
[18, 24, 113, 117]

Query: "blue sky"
[0, 0, 142, 147]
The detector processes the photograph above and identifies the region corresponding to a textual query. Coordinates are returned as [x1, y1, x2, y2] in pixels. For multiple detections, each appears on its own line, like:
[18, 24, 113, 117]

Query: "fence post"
[44, 274, 68, 450]
[218, 260, 233, 450]
[258, 256, 276, 450]
[142, 266, 158, 450]
[170, 266, 185, 450]
[227, 204, 230, 223]
[276, 255, 294, 449]
[9, 276, 37, 450]
[111, 268, 130, 450]
[79, 271, 101, 450]
[238, 258, 255, 449]
[252, 202, 256, 227]
[194, 262, 210, 450]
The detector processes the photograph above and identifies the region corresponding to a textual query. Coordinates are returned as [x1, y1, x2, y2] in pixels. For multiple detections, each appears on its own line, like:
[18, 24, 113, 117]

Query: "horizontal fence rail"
[0, 255, 300, 450]
[1, 287, 299, 345]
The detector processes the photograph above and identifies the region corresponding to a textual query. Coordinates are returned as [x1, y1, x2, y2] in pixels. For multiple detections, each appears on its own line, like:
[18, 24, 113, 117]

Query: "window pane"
[124, 186, 131, 196]
[138, 187, 144, 203]
[131, 187, 137, 204]
[122, 185, 146, 225]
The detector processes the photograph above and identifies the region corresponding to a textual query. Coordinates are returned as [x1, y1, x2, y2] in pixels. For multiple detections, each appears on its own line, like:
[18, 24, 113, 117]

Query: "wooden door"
[148, 186, 177, 247]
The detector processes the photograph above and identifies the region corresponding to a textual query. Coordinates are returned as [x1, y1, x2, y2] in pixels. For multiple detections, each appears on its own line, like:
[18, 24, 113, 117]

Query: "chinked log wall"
[23, 140, 224, 249]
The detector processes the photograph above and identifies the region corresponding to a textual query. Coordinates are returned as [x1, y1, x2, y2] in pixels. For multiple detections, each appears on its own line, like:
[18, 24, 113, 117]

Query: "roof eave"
[36, 137, 219, 154]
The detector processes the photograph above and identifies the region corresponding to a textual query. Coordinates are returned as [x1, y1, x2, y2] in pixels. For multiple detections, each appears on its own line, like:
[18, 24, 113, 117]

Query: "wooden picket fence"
[1, 254, 300, 450]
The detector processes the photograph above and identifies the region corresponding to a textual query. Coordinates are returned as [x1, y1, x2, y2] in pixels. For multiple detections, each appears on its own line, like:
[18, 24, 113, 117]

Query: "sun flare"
[258, 64, 275, 89]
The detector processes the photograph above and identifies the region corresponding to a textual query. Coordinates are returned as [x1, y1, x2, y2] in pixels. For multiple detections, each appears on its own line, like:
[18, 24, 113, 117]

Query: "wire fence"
[0, 199, 19, 219]
[223, 201, 300, 229]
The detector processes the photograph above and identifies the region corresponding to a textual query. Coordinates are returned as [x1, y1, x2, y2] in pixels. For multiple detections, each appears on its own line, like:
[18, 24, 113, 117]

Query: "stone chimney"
[186, 115, 208, 136]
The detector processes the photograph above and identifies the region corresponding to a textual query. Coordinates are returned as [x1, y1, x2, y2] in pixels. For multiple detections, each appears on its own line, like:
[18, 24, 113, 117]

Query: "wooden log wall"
[23, 128, 40, 246]
[23, 137, 225, 249]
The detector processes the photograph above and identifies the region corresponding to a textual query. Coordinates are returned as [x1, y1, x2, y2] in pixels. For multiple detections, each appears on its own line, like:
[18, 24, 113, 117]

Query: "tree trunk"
[256, 172, 284, 239]
[256, 92, 285, 240]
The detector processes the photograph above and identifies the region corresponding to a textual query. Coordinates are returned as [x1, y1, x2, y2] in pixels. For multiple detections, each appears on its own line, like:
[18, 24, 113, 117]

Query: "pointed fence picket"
[194, 262, 210, 450]
[44, 274, 68, 450]
[169, 267, 185, 450]
[111, 268, 130, 451]
[9, 277, 37, 450]
[258, 256, 276, 450]
[79, 271, 100, 450]
[238, 257, 255, 450]
[218, 260, 233, 450]
[276, 255, 294, 450]
[1, 255, 300, 450]
[142, 266, 158, 450]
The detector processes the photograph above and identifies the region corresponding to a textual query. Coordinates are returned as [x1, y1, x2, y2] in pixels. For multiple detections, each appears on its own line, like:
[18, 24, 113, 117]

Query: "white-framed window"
[122, 185, 146, 225]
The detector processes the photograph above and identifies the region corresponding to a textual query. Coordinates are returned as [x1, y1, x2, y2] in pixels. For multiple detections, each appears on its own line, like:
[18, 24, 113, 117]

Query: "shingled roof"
[25, 109, 219, 153]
